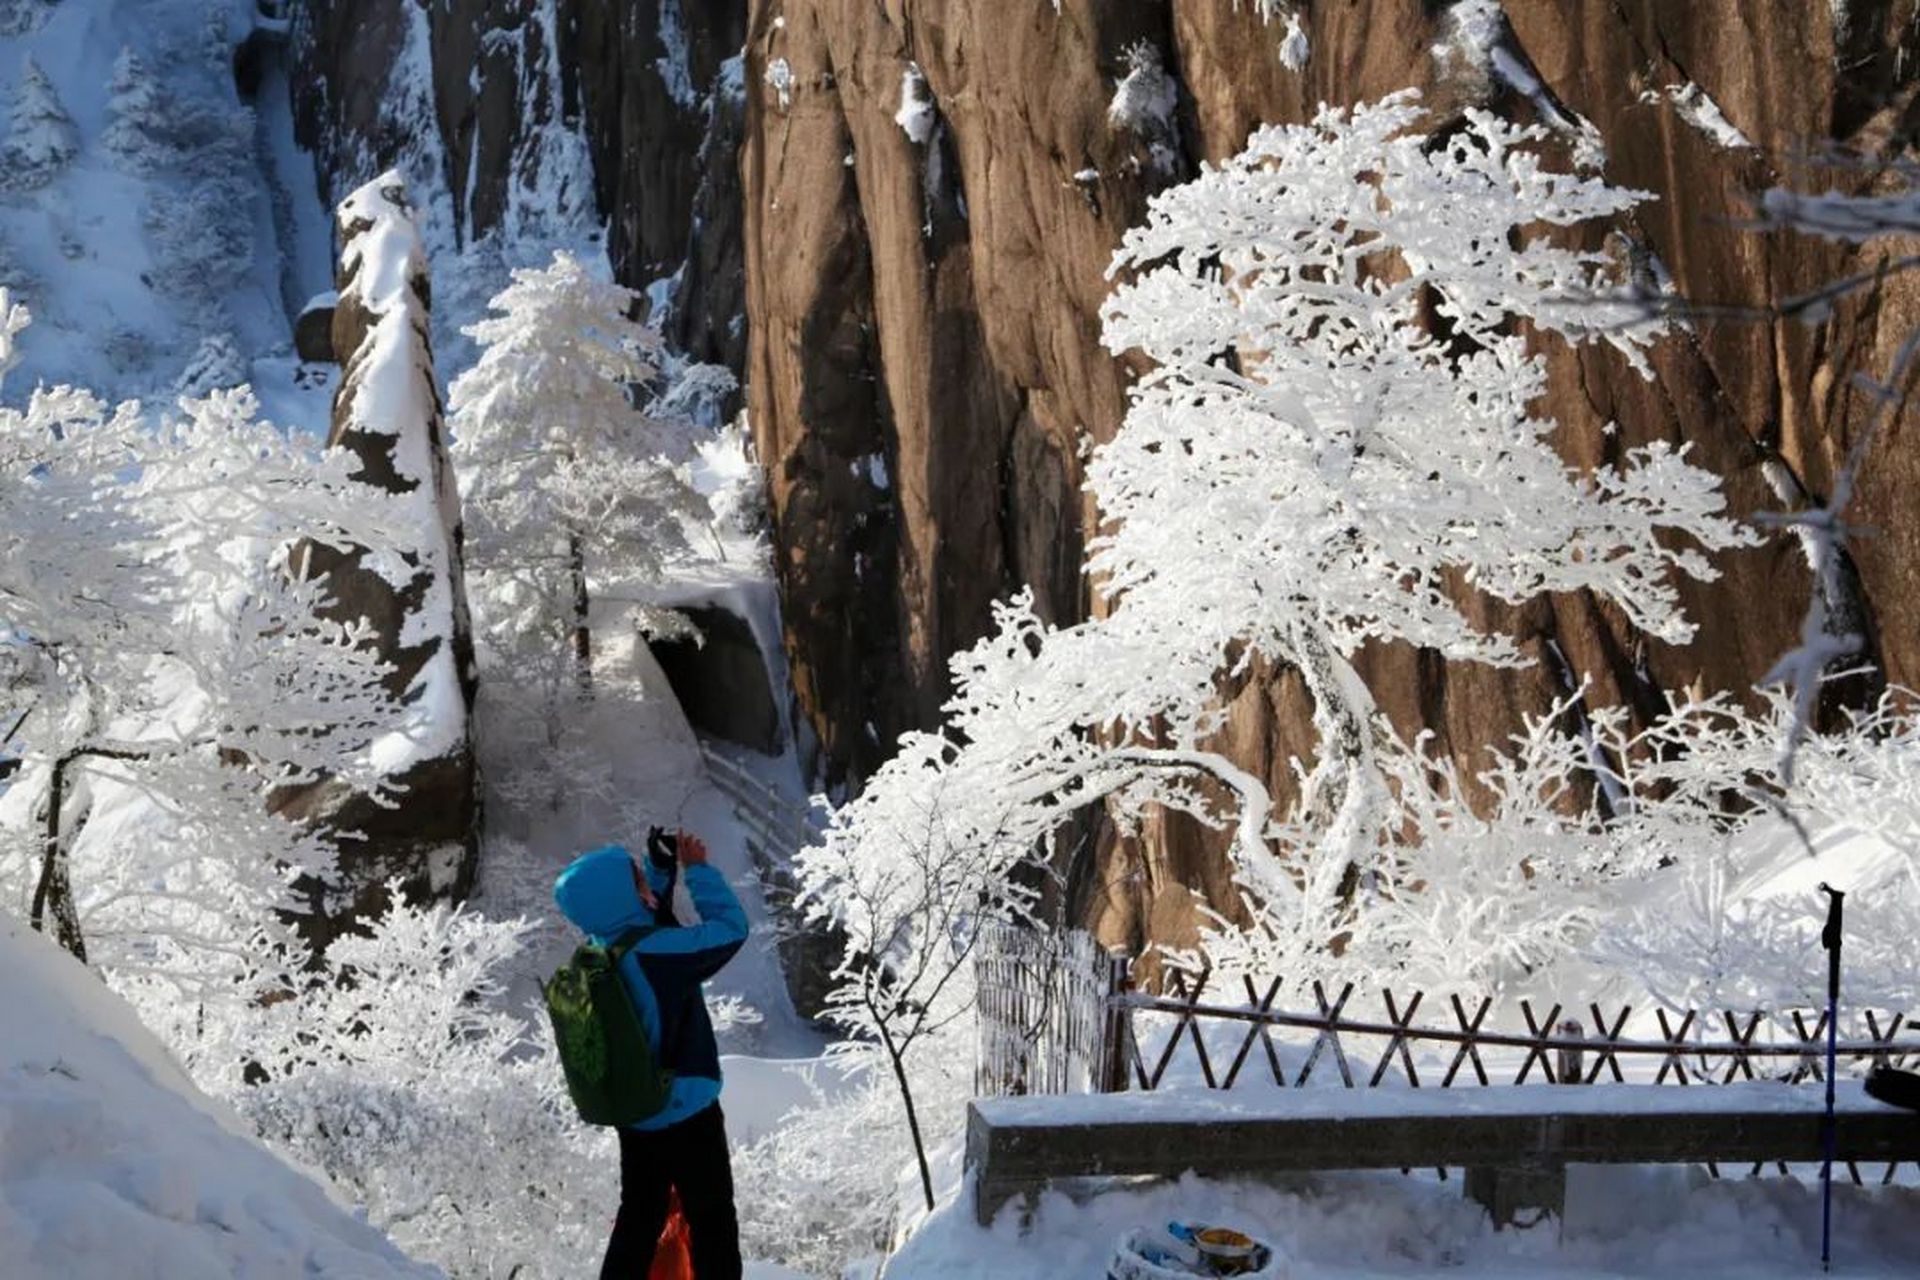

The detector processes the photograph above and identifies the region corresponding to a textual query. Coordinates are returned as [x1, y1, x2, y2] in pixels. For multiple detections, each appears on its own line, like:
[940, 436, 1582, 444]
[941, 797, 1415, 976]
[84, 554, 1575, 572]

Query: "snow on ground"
[0, 913, 438, 1280]
[893, 1164, 1920, 1279]
[469, 617, 819, 1059]
[246, 351, 335, 434]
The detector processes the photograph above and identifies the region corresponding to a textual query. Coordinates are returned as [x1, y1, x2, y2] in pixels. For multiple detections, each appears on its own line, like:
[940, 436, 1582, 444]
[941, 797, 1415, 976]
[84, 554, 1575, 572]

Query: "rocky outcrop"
[274, 172, 480, 947]
[288, 2, 1920, 955]
[650, 604, 784, 754]
[740, 1, 1920, 950]
[289, 0, 742, 366]
[743, 1, 1180, 787]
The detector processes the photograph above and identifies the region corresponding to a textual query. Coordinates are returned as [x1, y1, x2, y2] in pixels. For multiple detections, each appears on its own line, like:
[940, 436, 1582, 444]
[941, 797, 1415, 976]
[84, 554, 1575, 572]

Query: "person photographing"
[551, 828, 749, 1278]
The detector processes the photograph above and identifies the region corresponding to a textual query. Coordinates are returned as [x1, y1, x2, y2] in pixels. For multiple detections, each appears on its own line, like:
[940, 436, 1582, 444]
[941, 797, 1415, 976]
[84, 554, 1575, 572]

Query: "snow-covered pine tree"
[0, 0, 50, 38]
[102, 47, 166, 174]
[2, 57, 79, 189]
[175, 331, 247, 394]
[449, 249, 703, 705]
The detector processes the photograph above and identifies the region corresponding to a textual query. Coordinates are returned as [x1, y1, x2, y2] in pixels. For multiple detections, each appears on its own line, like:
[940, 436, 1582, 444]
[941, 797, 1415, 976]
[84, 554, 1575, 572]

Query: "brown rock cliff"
[739, 1, 1920, 950]
[288, 2, 1920, 957]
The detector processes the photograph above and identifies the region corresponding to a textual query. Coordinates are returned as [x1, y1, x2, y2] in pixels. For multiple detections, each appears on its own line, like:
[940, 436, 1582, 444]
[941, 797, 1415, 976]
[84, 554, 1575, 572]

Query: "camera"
[645, 826, 679, 871]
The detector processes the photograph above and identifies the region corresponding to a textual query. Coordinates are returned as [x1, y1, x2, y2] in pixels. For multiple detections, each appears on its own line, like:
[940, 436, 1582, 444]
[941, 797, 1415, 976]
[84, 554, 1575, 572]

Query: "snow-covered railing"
[1113, 970, 1920, 1096]
[698, 743, 841, 1019]
[699, 745, 821, 870]
[966, 962, 1920, 1184]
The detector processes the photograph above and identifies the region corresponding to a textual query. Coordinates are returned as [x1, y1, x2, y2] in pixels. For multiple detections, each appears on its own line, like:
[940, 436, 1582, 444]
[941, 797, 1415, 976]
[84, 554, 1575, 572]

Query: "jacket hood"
[553, 845, 665, 939]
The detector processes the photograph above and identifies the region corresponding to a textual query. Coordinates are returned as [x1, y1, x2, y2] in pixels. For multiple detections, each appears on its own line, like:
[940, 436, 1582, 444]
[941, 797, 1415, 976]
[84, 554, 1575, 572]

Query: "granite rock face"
[738, 0, 1920, 950]
[289, 0, 743, 362]
[292, 1, 1920, 953]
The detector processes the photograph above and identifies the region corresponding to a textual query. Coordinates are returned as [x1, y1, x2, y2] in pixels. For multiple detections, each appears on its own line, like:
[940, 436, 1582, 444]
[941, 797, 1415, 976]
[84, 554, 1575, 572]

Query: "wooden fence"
[973, 921, 1128, 1097]
[972, 940, 1920, 1102]
[1114, 969, 1920, 1093]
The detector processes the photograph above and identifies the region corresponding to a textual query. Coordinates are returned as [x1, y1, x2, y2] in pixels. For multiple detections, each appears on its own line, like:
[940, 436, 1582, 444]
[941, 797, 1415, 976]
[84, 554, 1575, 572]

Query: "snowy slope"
[0, 912, 438, 1280]
[0, 0, 328, 407]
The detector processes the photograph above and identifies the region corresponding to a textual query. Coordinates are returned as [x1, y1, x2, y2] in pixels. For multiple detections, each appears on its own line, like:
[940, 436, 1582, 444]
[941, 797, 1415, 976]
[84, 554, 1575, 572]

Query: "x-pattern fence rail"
[1117, 970, 1920, 1093]
[973, 933, 1920, 1184]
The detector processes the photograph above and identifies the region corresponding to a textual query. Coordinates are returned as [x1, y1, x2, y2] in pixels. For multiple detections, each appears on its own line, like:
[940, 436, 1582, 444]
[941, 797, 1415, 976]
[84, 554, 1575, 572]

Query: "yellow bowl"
[1195, 1227, 1257, 1259]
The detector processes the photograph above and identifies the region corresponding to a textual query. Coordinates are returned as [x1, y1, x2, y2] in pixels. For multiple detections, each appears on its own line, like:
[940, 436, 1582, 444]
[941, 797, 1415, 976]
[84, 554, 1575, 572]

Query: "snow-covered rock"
[269, 171, 480, 942]
[0, 912, 439, 1280]
[295, 289, 338, 362]
[895, 63, 936, 145]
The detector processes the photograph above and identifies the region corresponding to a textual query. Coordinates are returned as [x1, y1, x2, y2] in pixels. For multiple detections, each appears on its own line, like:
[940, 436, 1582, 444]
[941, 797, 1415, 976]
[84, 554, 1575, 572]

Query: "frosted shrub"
[1595, 690, 1920, 1015]
[223, 892, 611, 1279]
[734, 1022, 975, 1276]
[0, 295, 415, 994]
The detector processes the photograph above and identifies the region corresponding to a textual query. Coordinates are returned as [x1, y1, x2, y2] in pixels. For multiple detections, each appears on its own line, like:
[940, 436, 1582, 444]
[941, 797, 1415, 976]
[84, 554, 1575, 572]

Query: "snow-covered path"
[468, 620, 819, 1062]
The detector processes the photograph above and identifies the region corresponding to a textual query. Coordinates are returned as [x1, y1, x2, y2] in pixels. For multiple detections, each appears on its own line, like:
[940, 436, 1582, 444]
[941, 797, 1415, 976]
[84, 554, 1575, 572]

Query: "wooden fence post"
[1100, 951, 1133, 1093]
[1557, 1018, 1586, 1086]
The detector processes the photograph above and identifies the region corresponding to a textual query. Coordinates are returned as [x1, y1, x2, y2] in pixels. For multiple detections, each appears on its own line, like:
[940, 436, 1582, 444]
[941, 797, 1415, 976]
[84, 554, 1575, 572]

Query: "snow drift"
[0, 912, 438, 1279]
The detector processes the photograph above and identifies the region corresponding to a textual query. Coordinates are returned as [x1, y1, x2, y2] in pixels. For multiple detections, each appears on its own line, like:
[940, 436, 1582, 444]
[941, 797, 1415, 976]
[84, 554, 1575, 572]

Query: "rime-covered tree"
[806, 93, 1754, 1007]
[2, 57, 78, 189]
[102, 47, 165, 174]
[1088, 93, 1748, 896]
[449, 250, 703, 703]
[0, 290, 419, 995]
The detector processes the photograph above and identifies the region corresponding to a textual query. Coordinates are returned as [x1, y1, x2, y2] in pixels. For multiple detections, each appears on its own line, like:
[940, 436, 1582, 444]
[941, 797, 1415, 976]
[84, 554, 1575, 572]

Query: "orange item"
[650, 1189, 694, 1280]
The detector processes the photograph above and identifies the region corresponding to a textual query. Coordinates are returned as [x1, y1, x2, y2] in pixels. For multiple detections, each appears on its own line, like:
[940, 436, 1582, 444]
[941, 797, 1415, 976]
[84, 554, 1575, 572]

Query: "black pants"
[601, 1103, 742, 1280]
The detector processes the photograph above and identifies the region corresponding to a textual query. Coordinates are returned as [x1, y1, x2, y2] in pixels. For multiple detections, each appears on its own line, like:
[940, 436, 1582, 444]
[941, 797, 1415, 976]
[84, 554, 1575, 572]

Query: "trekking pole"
[1818, 883, 1844, 1273]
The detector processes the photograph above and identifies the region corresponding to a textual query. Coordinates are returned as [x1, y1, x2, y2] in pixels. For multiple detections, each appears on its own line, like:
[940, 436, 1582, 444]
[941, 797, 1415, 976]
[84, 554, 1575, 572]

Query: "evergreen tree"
[449, 250, 704, 704]
[0, 0, 51, 39]
[102, 47, 165, 174]
[3, 57, 79, 189]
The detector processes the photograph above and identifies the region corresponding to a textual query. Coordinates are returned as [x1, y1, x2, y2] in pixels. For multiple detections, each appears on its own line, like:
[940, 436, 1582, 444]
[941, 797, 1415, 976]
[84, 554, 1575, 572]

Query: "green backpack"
[542, 927, 674, 1126]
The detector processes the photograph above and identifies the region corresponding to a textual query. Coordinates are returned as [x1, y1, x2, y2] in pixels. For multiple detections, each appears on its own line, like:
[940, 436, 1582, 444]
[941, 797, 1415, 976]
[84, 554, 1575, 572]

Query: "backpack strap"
[606, 924, 656, 964]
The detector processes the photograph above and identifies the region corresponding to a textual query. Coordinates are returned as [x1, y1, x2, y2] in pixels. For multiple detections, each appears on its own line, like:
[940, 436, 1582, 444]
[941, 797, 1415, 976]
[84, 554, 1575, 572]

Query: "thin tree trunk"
[29, 749, 85, 961]
[882, 1026, 937, 1212]
[567, 530, 592, 698]
[31, 743, 152, 963]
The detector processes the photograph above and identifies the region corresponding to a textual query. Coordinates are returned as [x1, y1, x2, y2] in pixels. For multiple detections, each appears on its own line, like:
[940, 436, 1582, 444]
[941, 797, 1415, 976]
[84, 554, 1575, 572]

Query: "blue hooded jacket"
[553, 844, 749, 1131]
